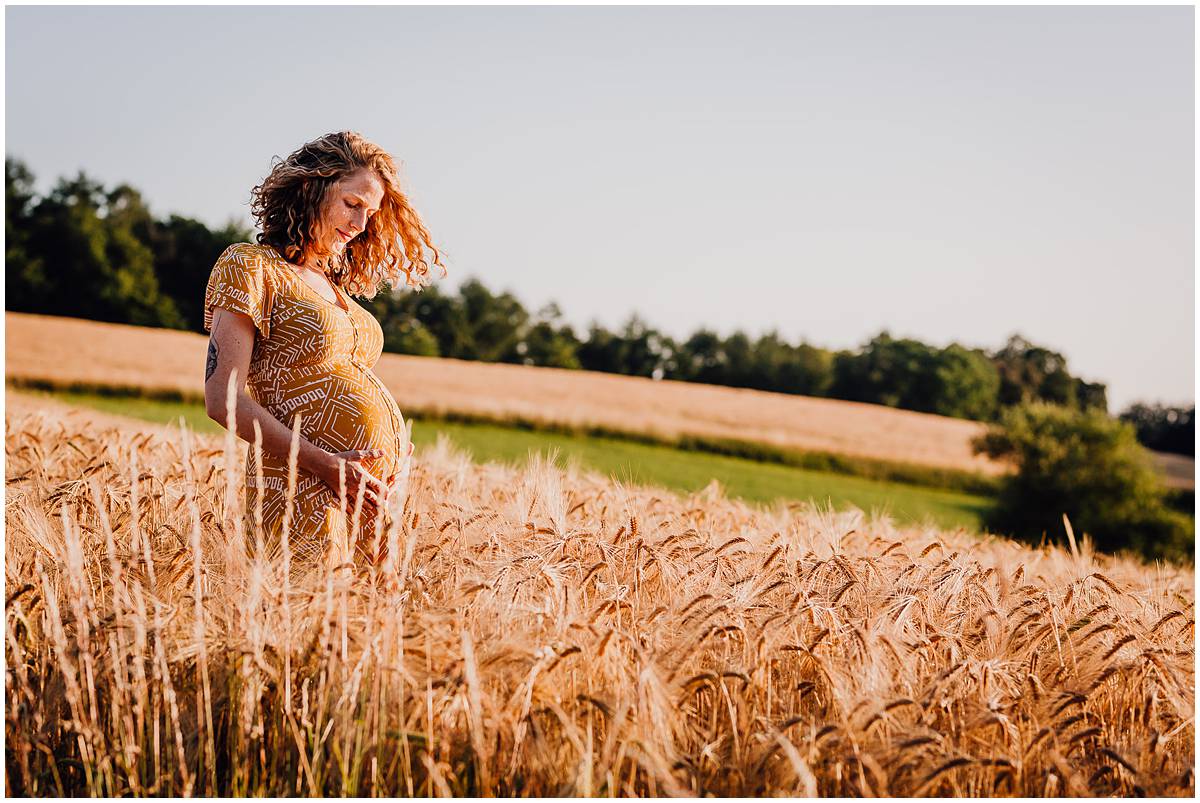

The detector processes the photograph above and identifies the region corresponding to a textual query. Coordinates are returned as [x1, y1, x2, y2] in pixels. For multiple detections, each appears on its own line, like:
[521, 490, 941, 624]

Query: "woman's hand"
[318, 448, 390, 521]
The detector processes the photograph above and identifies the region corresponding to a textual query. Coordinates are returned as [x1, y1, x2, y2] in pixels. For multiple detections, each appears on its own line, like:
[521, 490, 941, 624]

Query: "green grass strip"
[6, 376, 1002, 495]
[7, 383, 993, 532]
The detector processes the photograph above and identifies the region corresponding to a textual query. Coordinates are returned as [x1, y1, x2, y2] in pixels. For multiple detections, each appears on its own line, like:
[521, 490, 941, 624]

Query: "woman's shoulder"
[205, 243, 279, 336]
[217, 241, 283, 268]
[206, 243, 285, 303]
[212, 244, 292, 289]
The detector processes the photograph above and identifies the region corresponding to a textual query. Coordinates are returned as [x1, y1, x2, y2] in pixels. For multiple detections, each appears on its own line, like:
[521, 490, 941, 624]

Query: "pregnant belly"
[269, 368, 405, 478]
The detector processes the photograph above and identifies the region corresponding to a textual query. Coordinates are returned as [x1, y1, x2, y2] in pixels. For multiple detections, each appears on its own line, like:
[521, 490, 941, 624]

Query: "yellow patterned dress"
[204, 242, 407, 562]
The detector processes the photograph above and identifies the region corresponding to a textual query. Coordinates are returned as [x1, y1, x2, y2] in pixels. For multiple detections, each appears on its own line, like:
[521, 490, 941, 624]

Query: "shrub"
[972, 402, 1193, 563]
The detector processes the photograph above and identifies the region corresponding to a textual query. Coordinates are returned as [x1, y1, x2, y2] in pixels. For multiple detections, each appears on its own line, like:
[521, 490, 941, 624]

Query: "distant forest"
[6, 158, 1193, 456]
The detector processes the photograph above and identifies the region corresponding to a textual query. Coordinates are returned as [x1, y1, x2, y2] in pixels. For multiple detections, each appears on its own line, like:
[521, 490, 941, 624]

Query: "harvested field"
[5, 311, 1009, 477]
[4, 405, 1194, 796]
[1149, 450, 1196, 491]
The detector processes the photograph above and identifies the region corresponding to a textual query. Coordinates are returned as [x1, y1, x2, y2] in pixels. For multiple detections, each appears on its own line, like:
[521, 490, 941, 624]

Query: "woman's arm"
[204, 307, 388, 510]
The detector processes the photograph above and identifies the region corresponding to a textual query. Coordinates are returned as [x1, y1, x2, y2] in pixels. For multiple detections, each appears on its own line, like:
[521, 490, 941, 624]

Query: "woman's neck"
[294, 251, 331, 276]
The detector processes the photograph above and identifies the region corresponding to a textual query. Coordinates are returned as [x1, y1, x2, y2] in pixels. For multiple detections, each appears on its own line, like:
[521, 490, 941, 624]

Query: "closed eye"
[347, 197, 379, 216]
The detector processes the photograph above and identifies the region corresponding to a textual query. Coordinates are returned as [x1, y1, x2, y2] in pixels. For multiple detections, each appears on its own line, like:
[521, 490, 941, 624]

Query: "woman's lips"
[337, 229, 351, 242]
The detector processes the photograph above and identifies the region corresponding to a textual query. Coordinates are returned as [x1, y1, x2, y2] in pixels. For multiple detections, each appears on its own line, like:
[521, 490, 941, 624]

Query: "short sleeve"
[204, 244, 274, 339]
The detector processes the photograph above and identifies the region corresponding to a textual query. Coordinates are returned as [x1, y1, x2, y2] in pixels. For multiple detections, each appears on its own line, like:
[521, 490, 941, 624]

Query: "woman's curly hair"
[250, 131, 445, 297]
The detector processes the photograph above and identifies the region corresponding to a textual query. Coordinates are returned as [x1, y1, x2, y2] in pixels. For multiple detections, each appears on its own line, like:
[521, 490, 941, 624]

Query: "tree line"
[6, 158, 1192, 455]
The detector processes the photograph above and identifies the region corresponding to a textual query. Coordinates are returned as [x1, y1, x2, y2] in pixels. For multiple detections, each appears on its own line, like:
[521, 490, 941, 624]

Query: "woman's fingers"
[355, 488, 382, 513]
[332, 449, 396, 515]
[347, 460, 387, 486]
[366, 473, 389, 496]
[340, 448, 385, 463]
[352, 483, 384, 504]
[349, 467, 388, 505]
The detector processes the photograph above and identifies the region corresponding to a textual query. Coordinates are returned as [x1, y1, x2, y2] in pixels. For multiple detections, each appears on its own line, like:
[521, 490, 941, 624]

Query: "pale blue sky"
[5, 5, 1193, 411]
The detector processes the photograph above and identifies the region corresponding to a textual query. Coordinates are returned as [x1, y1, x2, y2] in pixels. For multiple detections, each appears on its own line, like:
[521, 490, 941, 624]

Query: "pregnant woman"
[203, 131, 443, 565]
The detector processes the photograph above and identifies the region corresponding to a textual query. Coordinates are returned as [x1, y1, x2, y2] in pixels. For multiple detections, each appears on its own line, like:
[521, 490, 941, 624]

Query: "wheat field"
[4, 402, 1194, 797]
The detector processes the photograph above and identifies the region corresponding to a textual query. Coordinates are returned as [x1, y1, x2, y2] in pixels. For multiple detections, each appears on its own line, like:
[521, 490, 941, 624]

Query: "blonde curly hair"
[250, 131, 445, 297]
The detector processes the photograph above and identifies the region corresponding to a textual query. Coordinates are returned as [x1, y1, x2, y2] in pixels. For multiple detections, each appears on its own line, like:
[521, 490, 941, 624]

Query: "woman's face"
[314, 168, 385, 260]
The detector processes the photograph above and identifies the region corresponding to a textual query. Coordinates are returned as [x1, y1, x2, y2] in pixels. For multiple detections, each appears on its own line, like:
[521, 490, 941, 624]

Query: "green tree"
[360, 286, 439, 357]
[575, 315, 675, 378]
[990, 334, 1106, 412]
[1075, 378, 1109, 414]
[407, 285, 473, 359]
[769, 339, 835, 397]
[720, 331, 755, 387]
[6, 158, 251, 331]
[674, 328, 725, 383]
[973, 402, 1193, 563]
[670, 329, 833, 396]
[618, 314, 674, 379]
[458, 278, 528, 363]
[925, 343, 1000, 420]
[577, 323, 624, 374]
[830, 334, 1003, 420]
[385, 318, 441, 357]
[830, 332, 937, 410]
[748, 331, 791, 392]
[519, 304, 581, 369]
[1120, 402, 1195, 457]
[143, 214, 251, 331]
[5, 158, 51, 311]
[19, 173, 182, 326]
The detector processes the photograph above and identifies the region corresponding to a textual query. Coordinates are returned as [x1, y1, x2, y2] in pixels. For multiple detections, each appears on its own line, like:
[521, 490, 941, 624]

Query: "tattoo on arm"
[205, 339, 219, 382]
